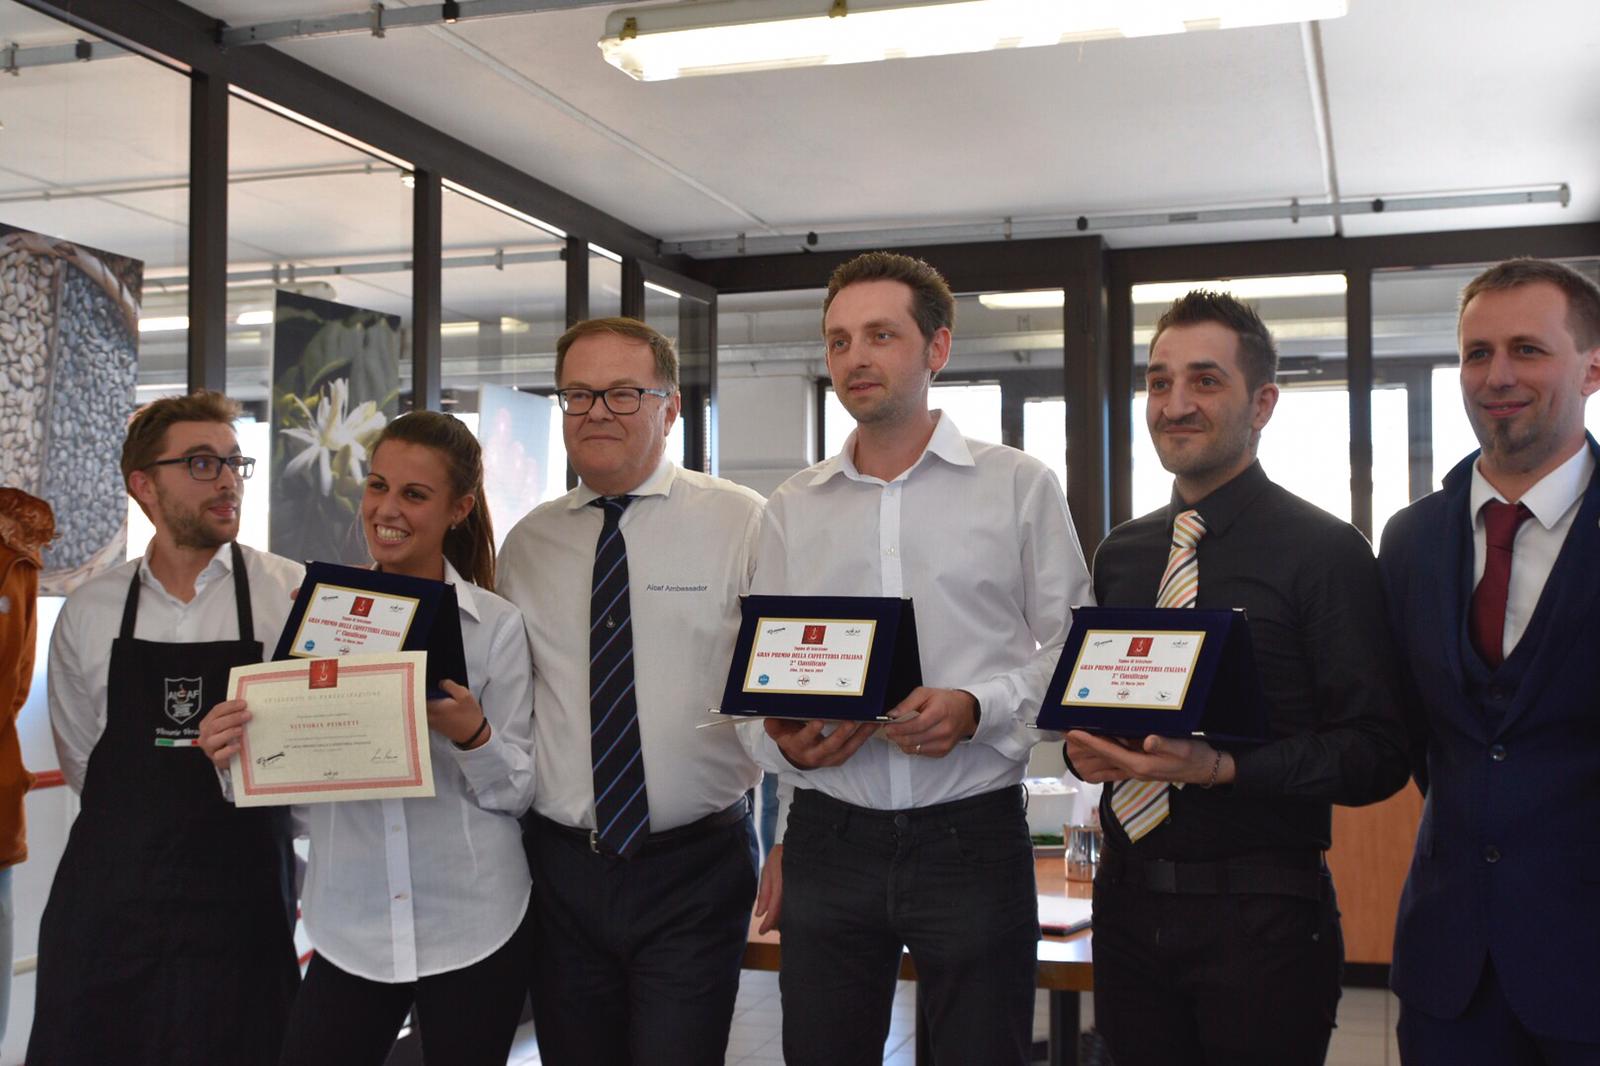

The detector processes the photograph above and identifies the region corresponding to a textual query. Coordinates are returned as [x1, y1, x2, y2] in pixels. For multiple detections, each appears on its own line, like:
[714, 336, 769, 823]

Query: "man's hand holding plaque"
[715, 595, 924, 727]
[1064, 731, 1236, 786]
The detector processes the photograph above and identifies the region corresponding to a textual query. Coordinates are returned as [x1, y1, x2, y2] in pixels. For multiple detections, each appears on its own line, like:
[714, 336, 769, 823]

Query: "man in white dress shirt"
[740, 252, 1092, 1066]
[497, 317, 764, 1066]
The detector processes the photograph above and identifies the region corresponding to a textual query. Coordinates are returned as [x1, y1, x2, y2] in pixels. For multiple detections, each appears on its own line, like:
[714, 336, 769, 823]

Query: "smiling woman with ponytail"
[200, 408, 536, 1066]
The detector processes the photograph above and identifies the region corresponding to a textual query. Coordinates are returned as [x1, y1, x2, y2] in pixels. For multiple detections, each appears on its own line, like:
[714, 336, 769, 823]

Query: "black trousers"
[1091, 867, 1343, 1066]
[524, 811, 759, 1066]
[779, 787, 1039, 1066]
[277, 908, 531, 1066]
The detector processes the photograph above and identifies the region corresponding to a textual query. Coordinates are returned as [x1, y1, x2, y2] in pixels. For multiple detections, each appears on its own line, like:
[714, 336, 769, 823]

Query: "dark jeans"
[524, 812, 759, 1066]
[1091, 867, 1343, 1066]
[1398, 959, 1600, 1066]
[779, 786, 1039, 1066]
[277, 909, 531, 1066]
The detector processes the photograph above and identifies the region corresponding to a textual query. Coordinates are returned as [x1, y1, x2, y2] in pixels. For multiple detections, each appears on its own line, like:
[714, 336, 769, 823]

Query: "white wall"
[716, 369, 817, 496]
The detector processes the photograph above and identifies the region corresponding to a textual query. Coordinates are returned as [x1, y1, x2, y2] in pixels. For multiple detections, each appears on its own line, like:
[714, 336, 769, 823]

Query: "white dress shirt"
[1470, 443, 1595, 658]
[739, 412, 1091, 812]
[48, 543, 303, 793]
[497, 459, 765, 833]
[299, 560, 535, 983]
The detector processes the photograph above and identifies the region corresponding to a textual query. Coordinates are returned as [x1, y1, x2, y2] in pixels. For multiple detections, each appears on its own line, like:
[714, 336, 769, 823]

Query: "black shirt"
[1088, 461, 1410, 860]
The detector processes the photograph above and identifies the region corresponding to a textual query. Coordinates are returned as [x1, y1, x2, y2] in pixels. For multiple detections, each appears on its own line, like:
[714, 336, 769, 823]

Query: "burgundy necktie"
[1470, 500, 1533, 669]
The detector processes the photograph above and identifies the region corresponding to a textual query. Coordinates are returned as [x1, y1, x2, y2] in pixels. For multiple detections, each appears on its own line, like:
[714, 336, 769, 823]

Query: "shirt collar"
[137, 541, 234, 598]
[1167, 460, 1271, 540]
[808, 409, 975, 486]
[441, 556, 481, 621]
[568, 457, 677, 510]
[1470, 443, 1595, 531]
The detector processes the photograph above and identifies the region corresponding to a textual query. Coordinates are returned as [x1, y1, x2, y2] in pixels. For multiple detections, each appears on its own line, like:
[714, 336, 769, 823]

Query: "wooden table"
[744, 853, 1094, 1065]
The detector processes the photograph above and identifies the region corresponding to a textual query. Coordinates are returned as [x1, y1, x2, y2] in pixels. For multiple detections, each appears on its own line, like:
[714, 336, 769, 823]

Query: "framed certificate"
[227, 651, 435, 806]
[273, 561, 468, 698]
[714, 596, 922, 723]
[1036, 606, 1267, 742]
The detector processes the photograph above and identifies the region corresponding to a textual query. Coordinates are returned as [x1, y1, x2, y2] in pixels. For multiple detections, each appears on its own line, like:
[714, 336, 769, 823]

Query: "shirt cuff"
[962, 679, 1032, 762]
[451, 728, 516, 791]
[1227, 745, 1272, 796]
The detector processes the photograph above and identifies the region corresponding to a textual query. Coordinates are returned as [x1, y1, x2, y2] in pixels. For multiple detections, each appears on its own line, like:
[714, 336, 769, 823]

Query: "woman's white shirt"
[299, 560, 536, 983]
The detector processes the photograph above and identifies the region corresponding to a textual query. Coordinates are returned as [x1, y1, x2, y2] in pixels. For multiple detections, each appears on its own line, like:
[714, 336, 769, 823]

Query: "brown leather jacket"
[0, 489, 54, 868]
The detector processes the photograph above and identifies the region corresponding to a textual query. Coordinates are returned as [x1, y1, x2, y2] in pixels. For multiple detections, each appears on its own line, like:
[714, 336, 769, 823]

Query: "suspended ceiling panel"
[13, 0, 1599, 255]
[1318, 0, 1598, 238]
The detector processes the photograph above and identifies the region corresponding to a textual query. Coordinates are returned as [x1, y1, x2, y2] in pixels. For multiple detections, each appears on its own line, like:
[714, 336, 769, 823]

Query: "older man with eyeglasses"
[496, 317, 766, 1066]
[29, 390, 303, 1066]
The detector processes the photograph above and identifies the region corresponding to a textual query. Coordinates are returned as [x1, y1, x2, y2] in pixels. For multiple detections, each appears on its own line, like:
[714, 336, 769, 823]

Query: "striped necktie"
[589, 495, 650, 858]
[1110, 508, 1207, 843]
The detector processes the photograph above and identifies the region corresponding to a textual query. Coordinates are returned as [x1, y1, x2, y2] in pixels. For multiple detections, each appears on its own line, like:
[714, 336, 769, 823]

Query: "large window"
[225, 96, 413, 560]
[439, 185, 569, 532]
[1127, 275, 1391, 526]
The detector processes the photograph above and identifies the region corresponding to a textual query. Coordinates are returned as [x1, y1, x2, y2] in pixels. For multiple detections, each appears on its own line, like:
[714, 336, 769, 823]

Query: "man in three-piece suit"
[1379, 258, 1600, 1065]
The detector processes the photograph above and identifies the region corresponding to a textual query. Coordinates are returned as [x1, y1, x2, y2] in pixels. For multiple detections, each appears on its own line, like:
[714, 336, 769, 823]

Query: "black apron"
[28, 544, 299, 1066]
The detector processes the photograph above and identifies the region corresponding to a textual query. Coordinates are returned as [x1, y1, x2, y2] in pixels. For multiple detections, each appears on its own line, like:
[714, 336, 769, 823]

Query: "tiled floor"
[508, 973, 1402, 1064]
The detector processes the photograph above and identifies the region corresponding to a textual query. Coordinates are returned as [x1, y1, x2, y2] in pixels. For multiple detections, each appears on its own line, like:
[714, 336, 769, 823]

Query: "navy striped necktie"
[589, 495, 650, 858]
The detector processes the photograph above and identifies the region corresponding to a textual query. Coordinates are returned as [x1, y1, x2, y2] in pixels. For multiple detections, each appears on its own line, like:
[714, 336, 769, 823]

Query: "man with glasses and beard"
[29, 391, 302, 1066]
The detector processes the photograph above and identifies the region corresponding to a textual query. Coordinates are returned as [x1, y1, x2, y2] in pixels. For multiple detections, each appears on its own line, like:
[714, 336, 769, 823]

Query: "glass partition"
[439, 185, 569, 529]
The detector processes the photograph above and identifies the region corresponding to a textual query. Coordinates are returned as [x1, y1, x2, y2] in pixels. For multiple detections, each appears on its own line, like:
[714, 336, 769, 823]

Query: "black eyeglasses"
[146, 455, 256, 481]
[555, 386, 673, 416]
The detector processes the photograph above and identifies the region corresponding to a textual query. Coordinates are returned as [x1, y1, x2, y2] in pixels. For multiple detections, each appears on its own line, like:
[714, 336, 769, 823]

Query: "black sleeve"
[1376, 507, 1431, 796]
[1231, 523, 1412, 806]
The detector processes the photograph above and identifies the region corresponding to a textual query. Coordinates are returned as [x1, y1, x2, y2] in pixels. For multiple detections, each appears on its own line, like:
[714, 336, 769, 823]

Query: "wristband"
[454, 716, 490, 751]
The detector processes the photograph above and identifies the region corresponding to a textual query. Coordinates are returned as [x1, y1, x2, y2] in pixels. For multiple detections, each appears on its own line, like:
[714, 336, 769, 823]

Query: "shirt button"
[1483, 846, 1501, 864]
[391, 824, 403, 833]
[892, 814, 909, 830]
[1489, 745, 1507, 762]
[394, 892, 410, 901]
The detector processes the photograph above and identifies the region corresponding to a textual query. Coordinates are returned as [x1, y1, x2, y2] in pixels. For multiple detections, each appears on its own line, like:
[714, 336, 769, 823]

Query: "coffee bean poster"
[269, 288, 399, 566]
[0, 224, 141, 596]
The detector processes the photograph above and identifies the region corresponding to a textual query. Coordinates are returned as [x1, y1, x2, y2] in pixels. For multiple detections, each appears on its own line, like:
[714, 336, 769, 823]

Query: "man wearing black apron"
[30, 391, 302, 1065]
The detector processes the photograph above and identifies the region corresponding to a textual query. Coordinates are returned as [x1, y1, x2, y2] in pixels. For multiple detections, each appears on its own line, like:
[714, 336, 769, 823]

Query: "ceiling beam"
[220, 0, 616, 48]
[665, 185, 1571, 259]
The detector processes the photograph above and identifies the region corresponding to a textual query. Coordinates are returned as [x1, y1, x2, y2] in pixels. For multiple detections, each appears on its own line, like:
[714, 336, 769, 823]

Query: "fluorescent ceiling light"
[600, 0, 1348, 81]
[644, 281, 682, 299]
[235, 310, 275, 326]
[978, 290, 1063, 310]
[138, 315, 190, 334]
[1131, 274, 1348, 304]
[441, 321, 481, 337]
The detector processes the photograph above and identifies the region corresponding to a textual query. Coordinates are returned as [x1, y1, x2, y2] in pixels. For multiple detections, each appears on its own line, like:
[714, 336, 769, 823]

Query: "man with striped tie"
[1065, 290, 1409, 1066]
[497, 317, 765, 1066]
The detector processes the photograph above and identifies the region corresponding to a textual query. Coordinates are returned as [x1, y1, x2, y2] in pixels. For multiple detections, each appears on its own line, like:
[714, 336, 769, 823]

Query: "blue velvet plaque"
[714, 595, 922, 723]
[273, 561, 468, 700]
[1037, 606, 1267, 743]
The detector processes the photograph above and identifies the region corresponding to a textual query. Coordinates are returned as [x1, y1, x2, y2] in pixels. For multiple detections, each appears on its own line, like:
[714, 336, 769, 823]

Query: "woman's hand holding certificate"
[220, 651, 435, 806]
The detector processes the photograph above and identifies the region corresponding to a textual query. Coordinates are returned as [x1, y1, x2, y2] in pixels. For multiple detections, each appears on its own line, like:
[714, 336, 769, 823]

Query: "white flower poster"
[269, 289, 399, 565]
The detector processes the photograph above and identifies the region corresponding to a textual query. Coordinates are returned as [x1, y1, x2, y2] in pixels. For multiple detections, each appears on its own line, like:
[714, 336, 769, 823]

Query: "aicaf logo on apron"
[164, 677, 204, 725]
